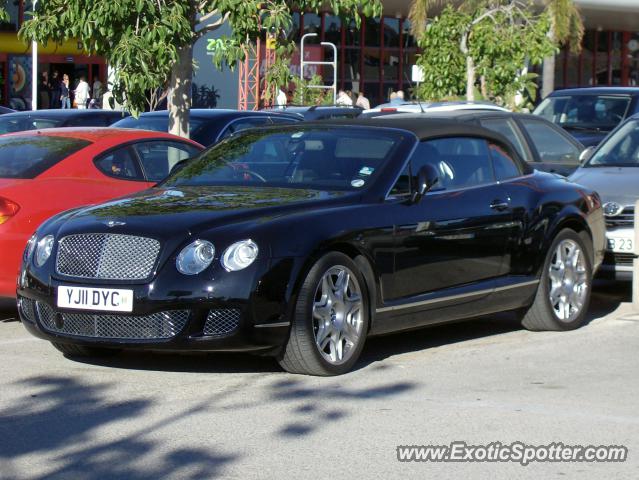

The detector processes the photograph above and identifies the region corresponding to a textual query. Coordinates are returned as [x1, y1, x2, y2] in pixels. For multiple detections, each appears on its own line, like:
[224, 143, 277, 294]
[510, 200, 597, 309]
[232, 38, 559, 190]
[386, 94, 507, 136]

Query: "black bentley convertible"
[17, 118, 606, 375]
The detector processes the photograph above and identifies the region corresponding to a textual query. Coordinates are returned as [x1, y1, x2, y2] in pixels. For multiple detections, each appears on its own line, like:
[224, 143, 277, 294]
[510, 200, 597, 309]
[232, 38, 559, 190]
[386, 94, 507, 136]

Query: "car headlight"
[221, 239, 259, 272]
[35, 235, 55, 267]
[23, 233, 37, 262]
[176, 239, 215, 275]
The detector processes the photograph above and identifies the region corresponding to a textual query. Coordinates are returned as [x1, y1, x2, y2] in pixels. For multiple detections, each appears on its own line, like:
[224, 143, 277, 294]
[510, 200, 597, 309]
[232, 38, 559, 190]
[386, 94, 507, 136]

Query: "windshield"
[0, 135, 91, 178]
[586, 119, 639, 167]
[534, 95, 631, 132]
[163, 127, 406, 191]
[0, 116, 65, 134]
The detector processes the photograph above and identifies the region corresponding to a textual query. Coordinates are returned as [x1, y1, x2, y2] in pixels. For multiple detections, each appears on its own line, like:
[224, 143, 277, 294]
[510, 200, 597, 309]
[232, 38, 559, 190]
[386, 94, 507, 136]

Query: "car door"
[389, 136, 513, 301]
[517, 117, 583, 176]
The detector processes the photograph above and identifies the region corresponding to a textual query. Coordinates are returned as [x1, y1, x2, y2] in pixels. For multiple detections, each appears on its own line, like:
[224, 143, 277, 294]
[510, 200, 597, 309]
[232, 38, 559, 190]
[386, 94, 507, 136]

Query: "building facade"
[199, 0, 639, 109]
[0, 0, 106, 109]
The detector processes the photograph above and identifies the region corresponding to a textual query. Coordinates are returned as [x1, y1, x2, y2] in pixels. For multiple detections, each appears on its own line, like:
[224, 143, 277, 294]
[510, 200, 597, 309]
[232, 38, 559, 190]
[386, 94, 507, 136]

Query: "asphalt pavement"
[1, 282, 638, 479]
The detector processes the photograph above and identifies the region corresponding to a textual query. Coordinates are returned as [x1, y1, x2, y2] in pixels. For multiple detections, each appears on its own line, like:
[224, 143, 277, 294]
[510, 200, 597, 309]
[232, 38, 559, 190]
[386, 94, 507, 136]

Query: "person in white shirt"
[355, 91, 370, 110]
[74, 76, 90, 109]
[276, 87, 288, 109]
[336, 89, 353, 106]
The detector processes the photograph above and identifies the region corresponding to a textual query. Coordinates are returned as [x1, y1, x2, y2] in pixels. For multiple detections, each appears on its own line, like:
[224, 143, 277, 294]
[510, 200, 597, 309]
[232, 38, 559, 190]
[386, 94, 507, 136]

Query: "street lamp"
[31, 0, 38, 110]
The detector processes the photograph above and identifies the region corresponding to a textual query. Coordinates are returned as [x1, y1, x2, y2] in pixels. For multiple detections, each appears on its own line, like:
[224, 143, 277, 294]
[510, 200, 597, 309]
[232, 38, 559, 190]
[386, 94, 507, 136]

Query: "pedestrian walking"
[92, 77, 103, 107]
[355, 91, 370, 110]
[50, 71, 61, 108]
[74, 76, 90, 109]
[38, 72, 50, 109]
[60, 74, 71, 109]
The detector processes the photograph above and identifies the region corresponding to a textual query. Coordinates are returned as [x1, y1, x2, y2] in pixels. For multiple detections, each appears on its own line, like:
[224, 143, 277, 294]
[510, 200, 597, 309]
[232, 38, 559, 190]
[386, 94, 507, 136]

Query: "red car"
[0, 128, 203, 298]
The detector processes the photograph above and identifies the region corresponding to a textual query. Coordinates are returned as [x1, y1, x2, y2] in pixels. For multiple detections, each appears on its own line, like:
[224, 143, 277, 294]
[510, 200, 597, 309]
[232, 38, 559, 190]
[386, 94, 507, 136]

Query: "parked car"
[0, 109, 129, 134]
[380, 110, 585, 176]
[0, 128, 203, 298]
[569, 114, 639, 280]
[17, 118, 604, 375]
[0, 106, 16, 115]
[112, 109, 302, 146]
[263, 105, 363, 120]
[363, 100, 509, 116]
[534, 87, 639, 147]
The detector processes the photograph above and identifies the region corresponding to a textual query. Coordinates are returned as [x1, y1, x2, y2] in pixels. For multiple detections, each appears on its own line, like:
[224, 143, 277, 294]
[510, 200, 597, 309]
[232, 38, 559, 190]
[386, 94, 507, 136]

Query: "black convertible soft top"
[313, 114, 508, 143]
[299, 113, 533, 173]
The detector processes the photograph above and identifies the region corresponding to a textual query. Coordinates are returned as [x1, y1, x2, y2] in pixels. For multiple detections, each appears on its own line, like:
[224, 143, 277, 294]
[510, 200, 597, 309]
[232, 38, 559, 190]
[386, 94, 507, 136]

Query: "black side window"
[94, 147, 143, 180]
[219, 117, 272, 140]
[489, 142, 521, 180]
[65, 116, 107, 127]
[520, 118, 581, 164]
[478, 117, 528, 160]
[411, 137, 494, 190]
[133, 141, 201, 182]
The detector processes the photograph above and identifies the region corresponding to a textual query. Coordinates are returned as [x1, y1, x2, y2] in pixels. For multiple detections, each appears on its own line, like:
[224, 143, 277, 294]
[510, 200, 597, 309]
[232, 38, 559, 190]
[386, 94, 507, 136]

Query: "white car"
[363, 101, 510, 116]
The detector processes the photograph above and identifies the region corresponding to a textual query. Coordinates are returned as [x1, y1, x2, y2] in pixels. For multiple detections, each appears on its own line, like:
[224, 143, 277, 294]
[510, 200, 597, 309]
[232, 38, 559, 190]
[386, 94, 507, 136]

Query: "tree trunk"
[168, 44, 193, 139]
[541, 22, 556, 100]
[542, 54, 555, 100]
[460, 32, 475, 102]
[466, 55, 475, 101]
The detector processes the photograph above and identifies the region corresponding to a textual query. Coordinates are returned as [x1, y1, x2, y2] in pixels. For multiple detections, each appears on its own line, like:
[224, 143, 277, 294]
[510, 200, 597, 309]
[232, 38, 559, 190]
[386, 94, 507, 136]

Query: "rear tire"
[278, 252, 369, 376]
[51, 342, 120, 358]
[521, 229, 592, 331]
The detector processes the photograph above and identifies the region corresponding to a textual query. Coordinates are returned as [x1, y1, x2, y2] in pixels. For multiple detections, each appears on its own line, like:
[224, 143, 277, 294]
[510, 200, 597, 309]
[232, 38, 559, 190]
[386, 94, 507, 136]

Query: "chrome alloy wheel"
[548, 239, 589, 322]
[312, 265, 363, 365]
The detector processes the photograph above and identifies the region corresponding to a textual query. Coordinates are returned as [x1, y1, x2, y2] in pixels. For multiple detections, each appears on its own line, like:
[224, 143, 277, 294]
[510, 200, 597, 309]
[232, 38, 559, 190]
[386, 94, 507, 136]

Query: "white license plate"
[607, 236, 634, 253]
[57, 286, 133, 312]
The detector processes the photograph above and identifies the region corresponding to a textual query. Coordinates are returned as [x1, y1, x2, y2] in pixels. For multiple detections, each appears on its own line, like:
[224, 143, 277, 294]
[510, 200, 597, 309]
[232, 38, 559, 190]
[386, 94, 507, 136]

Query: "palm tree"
[408, 0, 442, 37]
[541, 0, 584, 98]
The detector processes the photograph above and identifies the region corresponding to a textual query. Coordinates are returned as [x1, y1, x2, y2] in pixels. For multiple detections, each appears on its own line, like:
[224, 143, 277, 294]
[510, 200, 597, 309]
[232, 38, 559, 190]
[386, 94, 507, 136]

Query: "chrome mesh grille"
[36, 302, 189, 339]
[204, 309, 240, 336]
[605, 206, 634, 228]
[19, 297, 36, 323]
[56, 234, 160, 280]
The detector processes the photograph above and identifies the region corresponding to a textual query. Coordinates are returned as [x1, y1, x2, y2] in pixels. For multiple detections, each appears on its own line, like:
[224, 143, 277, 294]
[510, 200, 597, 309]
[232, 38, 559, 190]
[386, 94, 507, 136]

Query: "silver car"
[569, 114, 639, 280]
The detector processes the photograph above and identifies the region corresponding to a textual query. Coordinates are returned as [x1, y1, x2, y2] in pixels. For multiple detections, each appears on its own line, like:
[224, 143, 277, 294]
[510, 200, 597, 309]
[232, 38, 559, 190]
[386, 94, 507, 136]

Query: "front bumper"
[596, 229, 636, 282]
[17, 257, 299, 353]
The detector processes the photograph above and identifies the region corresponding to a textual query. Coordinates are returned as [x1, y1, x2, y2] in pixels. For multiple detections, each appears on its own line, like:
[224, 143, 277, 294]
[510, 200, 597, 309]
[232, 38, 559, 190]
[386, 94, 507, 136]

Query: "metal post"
[300, 33, 337, 104]
[633, 199, 639, 310]
[31, 0, 38, 110]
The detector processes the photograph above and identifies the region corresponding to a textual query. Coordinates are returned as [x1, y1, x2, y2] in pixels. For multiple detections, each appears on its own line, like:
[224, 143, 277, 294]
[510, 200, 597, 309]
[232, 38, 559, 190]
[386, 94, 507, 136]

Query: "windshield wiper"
[562, 125, 606, 132]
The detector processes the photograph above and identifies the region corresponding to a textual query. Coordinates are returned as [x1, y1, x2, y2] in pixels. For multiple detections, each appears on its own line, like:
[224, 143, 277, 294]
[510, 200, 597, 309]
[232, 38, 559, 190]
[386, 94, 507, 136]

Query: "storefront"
[0, 0, 106, 109]
[285, 12, 419, 107]
[555, 31, 639, 88]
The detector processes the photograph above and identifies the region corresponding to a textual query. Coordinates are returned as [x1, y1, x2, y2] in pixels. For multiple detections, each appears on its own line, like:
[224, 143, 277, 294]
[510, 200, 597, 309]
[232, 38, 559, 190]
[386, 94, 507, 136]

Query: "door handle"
[490, 200, 510, 211]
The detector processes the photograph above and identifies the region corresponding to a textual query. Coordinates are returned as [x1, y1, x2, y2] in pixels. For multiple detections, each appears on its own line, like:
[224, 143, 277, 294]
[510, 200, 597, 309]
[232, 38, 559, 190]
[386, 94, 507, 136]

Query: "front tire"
[278, 252, 370, 376]
[521, 229, 592, 331]
[51, 342, 120, 358]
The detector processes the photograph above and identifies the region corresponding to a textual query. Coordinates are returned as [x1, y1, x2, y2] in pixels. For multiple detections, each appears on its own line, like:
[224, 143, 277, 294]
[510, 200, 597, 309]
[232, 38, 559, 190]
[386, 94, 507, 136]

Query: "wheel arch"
[287, 241, 381, 333]
[540, 213, 594, 275]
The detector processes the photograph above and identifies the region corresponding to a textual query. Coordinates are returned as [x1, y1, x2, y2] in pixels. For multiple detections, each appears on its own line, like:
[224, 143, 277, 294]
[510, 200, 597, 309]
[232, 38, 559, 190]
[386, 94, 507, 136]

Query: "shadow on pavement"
[0, 376, 237, 479]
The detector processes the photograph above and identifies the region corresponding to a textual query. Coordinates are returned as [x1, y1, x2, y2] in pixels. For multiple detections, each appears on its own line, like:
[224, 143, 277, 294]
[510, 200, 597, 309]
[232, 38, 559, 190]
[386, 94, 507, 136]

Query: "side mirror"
[579, 146, 595, 164]
[411, 164, 439, 204]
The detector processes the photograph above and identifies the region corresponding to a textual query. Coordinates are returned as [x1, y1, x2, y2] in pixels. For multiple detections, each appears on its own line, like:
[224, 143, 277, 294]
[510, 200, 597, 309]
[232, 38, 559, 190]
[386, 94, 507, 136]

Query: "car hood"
[570, 166, 639, 206]
[53, 186, 354, 239]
